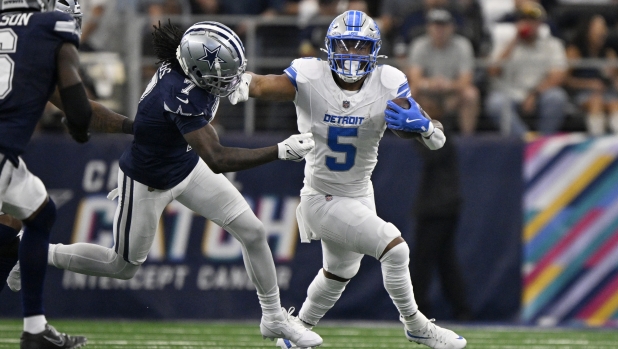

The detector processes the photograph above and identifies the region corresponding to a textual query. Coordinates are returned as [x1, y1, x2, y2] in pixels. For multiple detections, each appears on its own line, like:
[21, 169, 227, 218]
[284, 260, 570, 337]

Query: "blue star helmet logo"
[198, 44, 227, 70]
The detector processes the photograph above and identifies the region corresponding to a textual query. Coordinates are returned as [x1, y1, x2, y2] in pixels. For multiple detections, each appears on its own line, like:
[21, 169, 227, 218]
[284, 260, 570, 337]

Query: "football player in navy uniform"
[9, 21, 322, 348]
[0, 0, 91, 347]
[0, 0, 135, 293]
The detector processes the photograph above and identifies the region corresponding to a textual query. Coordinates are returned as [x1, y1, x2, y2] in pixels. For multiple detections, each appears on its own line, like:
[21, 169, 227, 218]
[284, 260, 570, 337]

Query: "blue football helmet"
[0, 0, 55, 12]
[325, 10, 382, 83]
[176, 21, 247, 97]
[56, 0, 82, 35]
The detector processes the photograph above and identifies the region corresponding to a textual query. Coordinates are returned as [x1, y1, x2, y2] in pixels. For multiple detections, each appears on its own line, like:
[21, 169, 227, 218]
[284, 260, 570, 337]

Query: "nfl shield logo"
[342, 100, 350, 108]
[325, 195, 333, 202]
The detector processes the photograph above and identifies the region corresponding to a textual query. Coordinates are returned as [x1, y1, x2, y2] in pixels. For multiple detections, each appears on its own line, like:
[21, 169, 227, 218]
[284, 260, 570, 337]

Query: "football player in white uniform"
[228, 10, 466, 349]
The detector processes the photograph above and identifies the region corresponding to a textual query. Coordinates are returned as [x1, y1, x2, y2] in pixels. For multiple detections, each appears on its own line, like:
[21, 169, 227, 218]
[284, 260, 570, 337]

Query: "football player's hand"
[278, 132, 314, 161]
[228, 73, 252, 105]
[62, 116, 90, 143]
[384, 97, 430, 133]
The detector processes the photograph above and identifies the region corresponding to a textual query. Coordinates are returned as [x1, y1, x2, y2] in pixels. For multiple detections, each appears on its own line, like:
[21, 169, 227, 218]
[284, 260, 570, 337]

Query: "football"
[386, 97, 444, 143]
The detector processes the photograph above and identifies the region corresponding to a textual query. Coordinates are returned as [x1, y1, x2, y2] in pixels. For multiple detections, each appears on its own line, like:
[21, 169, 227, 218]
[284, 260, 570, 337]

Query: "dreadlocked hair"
[152, 20, 183, 69]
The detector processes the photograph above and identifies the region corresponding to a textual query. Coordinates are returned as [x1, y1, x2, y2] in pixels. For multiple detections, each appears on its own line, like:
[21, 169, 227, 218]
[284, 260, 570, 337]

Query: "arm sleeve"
[284, 60, 300, 91]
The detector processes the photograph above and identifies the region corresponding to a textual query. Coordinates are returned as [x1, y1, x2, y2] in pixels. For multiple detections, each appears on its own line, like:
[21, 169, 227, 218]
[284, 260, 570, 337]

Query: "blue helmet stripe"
[346, 11, 354, 31]
[197, 21, 245, 52]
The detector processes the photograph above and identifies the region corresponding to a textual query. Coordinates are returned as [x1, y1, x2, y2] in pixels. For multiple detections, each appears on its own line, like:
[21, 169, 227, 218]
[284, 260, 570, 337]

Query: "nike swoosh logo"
[287, 149, 300, 158]
[406, 118, 421, 123]
[43, 335, 66, 347]
[177, 97, 189, 104]
[406, 331, 432, 340]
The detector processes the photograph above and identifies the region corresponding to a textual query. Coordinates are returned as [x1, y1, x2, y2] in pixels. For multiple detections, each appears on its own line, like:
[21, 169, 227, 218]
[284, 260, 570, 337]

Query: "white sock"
[23, 315, 47, 334]
[258, 289, 284, 322]
[298, 269, 348, 327]
[587, 112, 605, 136]
[48, 244, 57, 266]
[609, 112, 618, 133]
[381, 243, 418, 319]
[402, 310, 430, 331]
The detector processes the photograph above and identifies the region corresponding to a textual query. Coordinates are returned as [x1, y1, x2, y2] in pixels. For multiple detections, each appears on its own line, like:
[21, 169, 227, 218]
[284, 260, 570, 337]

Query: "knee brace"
[24, 199, 56, 233]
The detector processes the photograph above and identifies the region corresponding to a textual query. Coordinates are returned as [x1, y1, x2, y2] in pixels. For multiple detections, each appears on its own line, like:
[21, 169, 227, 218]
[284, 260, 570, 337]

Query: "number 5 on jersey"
[326, 126, 358, 171]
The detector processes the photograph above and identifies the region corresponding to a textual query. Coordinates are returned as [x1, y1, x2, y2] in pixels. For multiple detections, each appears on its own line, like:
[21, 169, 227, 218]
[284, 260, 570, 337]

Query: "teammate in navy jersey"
[7, 21, 323, 348]
[0, 0, 91, 347]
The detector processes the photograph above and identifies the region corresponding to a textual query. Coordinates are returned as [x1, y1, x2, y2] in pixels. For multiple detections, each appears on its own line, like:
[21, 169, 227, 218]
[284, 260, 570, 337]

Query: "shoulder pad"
[291, 58, 326, 81]
[42, 11, 80, 47]
[379, 65, 409, 93]
[162, 70, 217, 117]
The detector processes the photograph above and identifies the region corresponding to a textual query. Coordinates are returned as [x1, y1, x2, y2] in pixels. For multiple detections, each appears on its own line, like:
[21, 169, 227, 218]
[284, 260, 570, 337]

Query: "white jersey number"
[326, 126, 358, 171]
[0, 28, 17, 99]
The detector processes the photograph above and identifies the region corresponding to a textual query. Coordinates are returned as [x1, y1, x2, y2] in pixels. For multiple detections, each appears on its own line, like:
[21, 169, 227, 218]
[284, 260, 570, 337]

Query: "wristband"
[421, 121, 435, 139]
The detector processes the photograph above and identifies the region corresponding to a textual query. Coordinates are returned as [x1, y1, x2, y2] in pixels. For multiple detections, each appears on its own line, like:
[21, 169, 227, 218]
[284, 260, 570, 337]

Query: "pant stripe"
[114, 174, 127, 254]
[122, 178, 135, 262]
[0, 155, 7, 178]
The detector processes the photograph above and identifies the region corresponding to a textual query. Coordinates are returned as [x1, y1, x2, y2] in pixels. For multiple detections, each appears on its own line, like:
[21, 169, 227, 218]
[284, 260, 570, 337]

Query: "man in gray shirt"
[407, 9, 479, 135]
[485, 1, 568, 137]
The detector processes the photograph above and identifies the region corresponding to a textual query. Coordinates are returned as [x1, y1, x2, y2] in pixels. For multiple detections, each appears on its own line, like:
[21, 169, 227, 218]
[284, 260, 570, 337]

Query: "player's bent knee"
[380, 242, 410, 266]
[324, 260, 361, 280]
[115, 260, 141, 280]
[23, 198, 56, 233]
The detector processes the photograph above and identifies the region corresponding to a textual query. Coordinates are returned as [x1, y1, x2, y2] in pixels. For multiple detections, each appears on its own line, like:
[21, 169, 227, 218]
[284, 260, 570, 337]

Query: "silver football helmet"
[56, 0, 82, 35]
[176, 21, 247, 97]
[0, 0, 55, 12]
[325, 10, 382, 83]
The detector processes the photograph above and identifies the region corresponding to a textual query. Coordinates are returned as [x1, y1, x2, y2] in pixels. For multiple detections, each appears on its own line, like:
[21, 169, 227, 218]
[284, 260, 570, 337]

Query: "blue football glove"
[384, 97, 430, 133]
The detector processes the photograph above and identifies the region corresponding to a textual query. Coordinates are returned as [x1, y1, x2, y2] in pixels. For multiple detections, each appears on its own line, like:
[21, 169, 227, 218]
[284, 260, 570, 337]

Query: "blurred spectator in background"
[380, 0, 464, 57]
[565, 15, 618, 135]
[485, 1, 568, 137]
[297, 0, 368, 57]
[411, 138, 471, 321]
[189, 0, 219, 14]
[497, 0, 561, 39]
[80, 0, 127, 53]
[407, 9, 479, 135]
[457, 0, 487, 56]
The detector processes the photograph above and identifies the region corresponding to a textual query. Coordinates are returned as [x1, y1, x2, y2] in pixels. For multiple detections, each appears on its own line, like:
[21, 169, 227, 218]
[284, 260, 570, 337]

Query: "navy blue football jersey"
[119, 63, 219, 190]
[0, 11, 79, 163]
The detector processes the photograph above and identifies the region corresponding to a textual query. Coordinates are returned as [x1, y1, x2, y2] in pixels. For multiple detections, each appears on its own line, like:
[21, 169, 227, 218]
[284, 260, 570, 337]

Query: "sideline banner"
[523, 134, 618, 327]
[0, 134, 522, 322]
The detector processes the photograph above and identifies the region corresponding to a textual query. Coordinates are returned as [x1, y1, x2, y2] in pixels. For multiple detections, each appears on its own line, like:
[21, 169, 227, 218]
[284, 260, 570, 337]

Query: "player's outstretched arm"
[56, 43, 92, 143]
[49, 91, 134, 135]
[184, 124, 314, 174]
[228, 73, 296, 104]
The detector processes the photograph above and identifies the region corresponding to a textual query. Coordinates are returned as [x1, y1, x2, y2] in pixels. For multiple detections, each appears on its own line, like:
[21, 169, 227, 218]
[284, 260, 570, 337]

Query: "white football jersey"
[284, 58, 411, 197]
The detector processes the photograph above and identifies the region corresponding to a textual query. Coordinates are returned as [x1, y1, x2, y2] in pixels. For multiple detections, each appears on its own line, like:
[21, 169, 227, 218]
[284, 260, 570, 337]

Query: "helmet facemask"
[191, 59, 246, 97]
[327, 38, 379, 83]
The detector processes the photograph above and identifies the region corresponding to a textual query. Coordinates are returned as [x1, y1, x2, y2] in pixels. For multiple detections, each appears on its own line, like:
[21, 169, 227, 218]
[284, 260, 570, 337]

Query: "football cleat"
[276, 337, 321, 349]
[20, 324, 87, 349]
[7, 261, 20, 292]
[404, 322, 467, 349]
[401, 315, 466, 349]
[260, 307, 322, 349]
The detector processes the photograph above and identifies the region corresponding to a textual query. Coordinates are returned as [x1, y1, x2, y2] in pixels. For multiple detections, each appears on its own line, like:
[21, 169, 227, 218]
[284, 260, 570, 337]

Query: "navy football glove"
[384, 97, 430, 133]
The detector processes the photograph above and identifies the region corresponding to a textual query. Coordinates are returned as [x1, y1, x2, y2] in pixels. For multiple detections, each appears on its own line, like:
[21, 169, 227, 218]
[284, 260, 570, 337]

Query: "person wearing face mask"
[485, 1, 568, 138]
